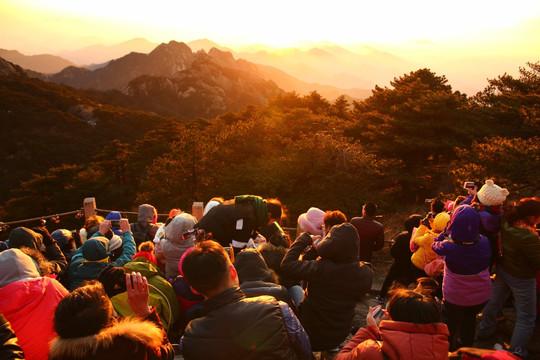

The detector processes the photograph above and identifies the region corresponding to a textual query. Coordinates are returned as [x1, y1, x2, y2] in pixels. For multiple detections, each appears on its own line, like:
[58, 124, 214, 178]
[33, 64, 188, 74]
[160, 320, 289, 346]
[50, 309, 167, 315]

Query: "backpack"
[131, 222, 155, 247]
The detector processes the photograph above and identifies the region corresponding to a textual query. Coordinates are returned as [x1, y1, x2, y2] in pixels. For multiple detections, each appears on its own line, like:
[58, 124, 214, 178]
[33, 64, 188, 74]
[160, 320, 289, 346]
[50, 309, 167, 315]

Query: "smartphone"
[110, 220, 121, 228]
[463, 181, 475, 190]
[224, 246, 235, 263]
[373, 306, 384, 321]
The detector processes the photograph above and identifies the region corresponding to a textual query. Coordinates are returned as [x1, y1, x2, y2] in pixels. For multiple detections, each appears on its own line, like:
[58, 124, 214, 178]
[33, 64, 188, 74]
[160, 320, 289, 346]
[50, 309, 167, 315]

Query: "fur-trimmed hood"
[49, 316, 164, 359]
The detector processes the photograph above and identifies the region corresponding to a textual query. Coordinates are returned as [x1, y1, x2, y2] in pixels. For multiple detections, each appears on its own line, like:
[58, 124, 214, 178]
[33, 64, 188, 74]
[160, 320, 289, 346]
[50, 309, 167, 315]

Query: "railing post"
[192, 202, 204, 221]
[83, 197, 96, 219]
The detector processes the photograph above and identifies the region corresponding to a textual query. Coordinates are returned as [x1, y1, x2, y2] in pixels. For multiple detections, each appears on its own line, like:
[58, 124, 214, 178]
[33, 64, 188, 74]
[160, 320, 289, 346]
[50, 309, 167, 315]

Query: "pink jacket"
[336, 320, 450, 360]
[0, 277, 68, 360]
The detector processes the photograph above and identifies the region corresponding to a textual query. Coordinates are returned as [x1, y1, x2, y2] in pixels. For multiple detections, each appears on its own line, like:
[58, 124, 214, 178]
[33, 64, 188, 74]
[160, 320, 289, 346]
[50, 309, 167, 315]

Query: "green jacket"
[501, 220, 540, 279]
[111, 257, 180, 332]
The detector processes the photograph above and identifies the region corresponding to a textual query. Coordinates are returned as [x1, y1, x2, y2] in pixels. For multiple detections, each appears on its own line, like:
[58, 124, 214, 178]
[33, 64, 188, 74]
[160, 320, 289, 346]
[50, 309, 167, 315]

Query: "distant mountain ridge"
[0, 49, 76, 74]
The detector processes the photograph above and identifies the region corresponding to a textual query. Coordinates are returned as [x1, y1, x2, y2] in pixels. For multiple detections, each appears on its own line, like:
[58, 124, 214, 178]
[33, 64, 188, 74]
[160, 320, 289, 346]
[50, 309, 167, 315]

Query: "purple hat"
[447, 205, 480, 244]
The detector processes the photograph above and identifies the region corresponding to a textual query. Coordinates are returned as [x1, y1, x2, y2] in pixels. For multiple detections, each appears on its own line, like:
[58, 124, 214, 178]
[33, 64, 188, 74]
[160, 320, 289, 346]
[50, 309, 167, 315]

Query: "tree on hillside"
[473, 61, 540, 137]
[331, 95, 350, 119]
[450, 136, 540, 199]
[348, 68, 474, 165]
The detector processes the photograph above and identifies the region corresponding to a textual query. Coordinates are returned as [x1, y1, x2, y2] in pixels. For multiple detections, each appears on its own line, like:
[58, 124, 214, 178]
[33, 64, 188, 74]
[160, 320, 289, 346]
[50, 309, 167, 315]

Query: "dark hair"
[363, 202, 377, 217]
[387, 289, 440, 324]
[182, 240, 230, 296]
[54, 281, 114, 338]
[266, 199, 283, 222]
[323, 210, 347, 230]
[414, 277, 440, 297]
[503, 197, 540, 227]
[84, 215, 104, 231]
[404, 214, 422, 233]
[431, 199, 445, 215]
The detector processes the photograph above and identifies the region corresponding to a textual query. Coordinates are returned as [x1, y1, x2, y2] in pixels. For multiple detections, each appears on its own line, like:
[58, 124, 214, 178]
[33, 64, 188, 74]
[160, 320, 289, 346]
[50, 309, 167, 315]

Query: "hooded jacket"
[281, 223, 374, 351]
[68, 232, 136, 290]
[110, 257, 180, 332]
[49, 308, 174, 360]
[432, 206, 492, 306]
[411, 213, 450, 270]
[500, 219, 540, 279]
[335, 321, 450, 360]
[0, 249, 68, 360]
[161, 213, 197, 279]
[234, 248, 296, 311]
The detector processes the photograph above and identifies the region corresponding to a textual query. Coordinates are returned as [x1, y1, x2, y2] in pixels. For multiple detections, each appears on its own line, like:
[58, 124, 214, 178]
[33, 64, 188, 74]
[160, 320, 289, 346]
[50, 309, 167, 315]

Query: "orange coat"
[335, 320, 450, 360]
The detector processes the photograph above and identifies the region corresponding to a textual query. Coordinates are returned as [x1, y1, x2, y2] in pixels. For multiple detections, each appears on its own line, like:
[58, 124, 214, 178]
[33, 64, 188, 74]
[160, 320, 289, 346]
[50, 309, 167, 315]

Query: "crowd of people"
[0, 184, 539, 360]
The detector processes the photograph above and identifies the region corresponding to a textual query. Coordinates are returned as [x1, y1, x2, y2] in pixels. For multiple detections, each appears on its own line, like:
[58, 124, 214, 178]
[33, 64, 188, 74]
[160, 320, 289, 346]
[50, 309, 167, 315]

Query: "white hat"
[108, 234, 123, 252]
[477, 179, 509, 206]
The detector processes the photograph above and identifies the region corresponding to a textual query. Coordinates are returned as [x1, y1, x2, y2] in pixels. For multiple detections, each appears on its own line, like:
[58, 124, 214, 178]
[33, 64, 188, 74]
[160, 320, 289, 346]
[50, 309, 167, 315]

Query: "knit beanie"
[8, 227, 43, 251]
[0, 248, 40, 287]
[108, 234, 122, 252]
[447, 205, 480, 244]
[51, 229, 74, 252]
[81, 237, 109, 261]
[164, 213, 197, 243]
[132, 251, 157, 266]
[477, 180, 510, 206]
[297, 207, 325, 236]
[105, 211, 123, 236]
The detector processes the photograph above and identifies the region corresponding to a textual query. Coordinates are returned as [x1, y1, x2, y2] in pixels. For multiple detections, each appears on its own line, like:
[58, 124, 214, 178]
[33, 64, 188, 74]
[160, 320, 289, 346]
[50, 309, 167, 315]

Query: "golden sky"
[1, 0, 540, 54]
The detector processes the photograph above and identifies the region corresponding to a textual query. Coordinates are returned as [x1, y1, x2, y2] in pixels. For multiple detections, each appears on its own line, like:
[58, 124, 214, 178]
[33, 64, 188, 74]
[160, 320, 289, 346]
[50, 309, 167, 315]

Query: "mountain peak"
[151, 41, 192, 57]
[0, 57, 26, 77]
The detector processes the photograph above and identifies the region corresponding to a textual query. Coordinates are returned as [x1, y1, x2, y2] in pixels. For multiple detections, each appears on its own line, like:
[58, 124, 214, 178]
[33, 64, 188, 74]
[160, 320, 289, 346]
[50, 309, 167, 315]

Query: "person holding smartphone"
[335, 289, 449, 360]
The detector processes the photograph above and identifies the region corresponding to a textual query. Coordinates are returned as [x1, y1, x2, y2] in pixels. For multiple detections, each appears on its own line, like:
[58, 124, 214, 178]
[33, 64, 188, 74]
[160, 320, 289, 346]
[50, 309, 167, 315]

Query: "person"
[335, 289, 450, 360]
[68, 219, 136, 290]
[350, 202, 385, 262]
[411, 211, 450, 278]
[234, 248, 297, 312]
[303, 210, 348, 261]
[131, 204, 160, 247]
[374, 214, 423, 304]
[0, 313, 24, 360]
[477, 197, 540, 358]
[194, 195, 282, 253]
[0, 248, 68, 360]
[180, 240, 312, 359]
[260, 198, 287, 247]
[51, 229, 78, 262]
[431, 205, 492, 350]
[106, 244, 181, 335]
[49, 274, 175, 360]
[297, 207, 326, 238]
[281, 222, 374, 352]
[8, 225, 67, 276]
[161, 213, 197, 279]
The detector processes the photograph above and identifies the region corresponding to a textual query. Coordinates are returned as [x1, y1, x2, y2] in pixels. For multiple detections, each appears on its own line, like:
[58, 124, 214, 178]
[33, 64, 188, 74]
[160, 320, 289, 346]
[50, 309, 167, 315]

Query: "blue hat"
[105, 211, 123, 236]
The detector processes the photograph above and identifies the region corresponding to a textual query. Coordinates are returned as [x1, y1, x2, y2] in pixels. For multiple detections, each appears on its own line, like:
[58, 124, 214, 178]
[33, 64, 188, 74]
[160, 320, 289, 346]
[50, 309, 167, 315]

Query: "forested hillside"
[0, 59, 538, 226]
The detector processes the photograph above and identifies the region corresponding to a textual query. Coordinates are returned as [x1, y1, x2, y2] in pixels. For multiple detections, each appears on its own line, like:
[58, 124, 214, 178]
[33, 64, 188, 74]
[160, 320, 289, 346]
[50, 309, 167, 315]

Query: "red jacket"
[336, 320, 450, 360]
[0, 277, 68, 360]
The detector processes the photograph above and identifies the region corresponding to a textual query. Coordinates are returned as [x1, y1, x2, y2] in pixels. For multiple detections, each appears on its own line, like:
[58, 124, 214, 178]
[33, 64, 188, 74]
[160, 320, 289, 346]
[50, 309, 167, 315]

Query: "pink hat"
[297, 207, 325, 236]
[445, 200, 455, 212]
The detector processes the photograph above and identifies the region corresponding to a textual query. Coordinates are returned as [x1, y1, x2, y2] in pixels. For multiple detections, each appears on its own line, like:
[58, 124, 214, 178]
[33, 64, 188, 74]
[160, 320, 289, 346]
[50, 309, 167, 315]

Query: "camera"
[110, 220, 121, 228]
[463, 181, 475, 190]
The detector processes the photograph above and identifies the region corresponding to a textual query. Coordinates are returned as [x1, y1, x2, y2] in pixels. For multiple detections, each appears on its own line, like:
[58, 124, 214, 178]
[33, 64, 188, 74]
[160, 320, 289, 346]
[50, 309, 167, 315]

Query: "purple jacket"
[432, 235, 492, 306]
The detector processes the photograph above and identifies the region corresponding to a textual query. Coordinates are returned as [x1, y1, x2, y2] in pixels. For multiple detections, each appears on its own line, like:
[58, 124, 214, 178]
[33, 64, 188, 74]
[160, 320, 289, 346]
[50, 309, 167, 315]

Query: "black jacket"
[282, 223, 374, 351]
[0, 313, 24, 360]
[182, 287, 310, 360]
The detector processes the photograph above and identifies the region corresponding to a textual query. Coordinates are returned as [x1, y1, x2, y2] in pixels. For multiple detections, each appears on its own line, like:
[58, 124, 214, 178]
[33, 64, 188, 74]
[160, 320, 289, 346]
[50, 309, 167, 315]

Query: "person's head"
[404, 214, 422, 234]
[84, 215, 104, 231]
[362, 202, 377, 217]
[138, 241, 155, 253]
[0, 248, 40, 288]
[182, 240, 237, 298]
[203, 197, 224, 216]
[164, 213, 197, 243]
[54, 281, 115, 338]
[431, 199, 445, 215]
[503, 197, 540, 227]
[138, 204, 158, 224]
[317, 223, 360, 263]
[18, 247, 56, 276]
[476, 179, 510, 206]
[323, 210, 347, 233]
[266, 198, 283, 224]
[446, 205, 480, 244]
[387, 289, 440, 324]
[234, 248, 277, 284]
[297, 207, 325, 236]
[430, 212, 450, 233]
[8, 227, 43, 251]
[51, 229, 76, 253]
[81, 237, 109, 261]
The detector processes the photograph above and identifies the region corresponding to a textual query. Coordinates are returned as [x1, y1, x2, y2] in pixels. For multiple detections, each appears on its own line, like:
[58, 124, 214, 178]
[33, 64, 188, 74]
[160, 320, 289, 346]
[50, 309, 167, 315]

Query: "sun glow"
[1, 0, 540, 52]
